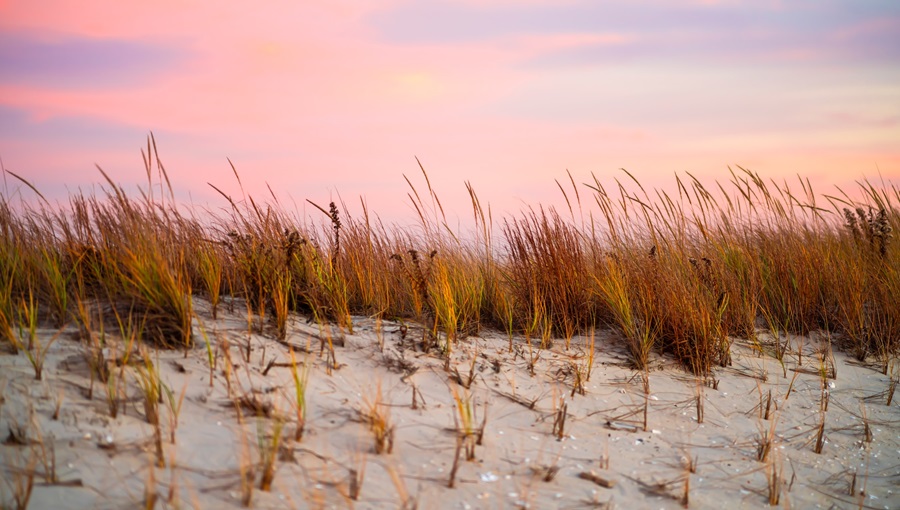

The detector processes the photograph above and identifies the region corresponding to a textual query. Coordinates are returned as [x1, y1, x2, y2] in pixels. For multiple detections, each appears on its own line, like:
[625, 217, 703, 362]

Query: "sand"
[1, 297, 897, 509]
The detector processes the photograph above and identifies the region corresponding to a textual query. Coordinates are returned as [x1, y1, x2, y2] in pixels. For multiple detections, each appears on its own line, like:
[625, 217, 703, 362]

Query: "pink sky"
[1, 0, 898, 223]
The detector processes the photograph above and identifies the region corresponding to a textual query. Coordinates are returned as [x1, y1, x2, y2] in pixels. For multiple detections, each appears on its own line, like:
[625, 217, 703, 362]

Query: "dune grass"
[0, 141, 897, 377]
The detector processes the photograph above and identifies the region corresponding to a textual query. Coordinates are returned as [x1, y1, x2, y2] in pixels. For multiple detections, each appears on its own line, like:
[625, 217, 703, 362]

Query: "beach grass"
[1, 153, 898, 377]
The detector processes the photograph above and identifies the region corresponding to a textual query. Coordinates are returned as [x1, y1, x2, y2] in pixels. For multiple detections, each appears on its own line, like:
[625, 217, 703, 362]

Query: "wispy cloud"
[0, 32, 184, 89]
[369, 1, 900, 64]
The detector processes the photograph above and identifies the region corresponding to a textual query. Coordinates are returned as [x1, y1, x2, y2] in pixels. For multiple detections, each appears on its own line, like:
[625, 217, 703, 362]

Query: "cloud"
[368, 0, 900, 65]
[0, 105, 142, 141]
[368, 1, 761, 44]
[0, 32, 185, 89]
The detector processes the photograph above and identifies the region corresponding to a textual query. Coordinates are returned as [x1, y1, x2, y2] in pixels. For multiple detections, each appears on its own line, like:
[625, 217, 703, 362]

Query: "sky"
[1, 0, 898, 223]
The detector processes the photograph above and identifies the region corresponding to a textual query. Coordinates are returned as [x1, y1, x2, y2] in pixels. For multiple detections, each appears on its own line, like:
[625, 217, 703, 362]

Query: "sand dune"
[1, 297, 897, 509]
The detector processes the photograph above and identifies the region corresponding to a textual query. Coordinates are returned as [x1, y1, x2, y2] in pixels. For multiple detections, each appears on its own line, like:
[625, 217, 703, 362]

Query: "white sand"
[1, 298, 897, 509]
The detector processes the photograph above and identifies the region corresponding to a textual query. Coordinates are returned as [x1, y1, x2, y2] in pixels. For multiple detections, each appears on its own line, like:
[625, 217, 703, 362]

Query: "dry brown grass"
[0, 139, 897, 379]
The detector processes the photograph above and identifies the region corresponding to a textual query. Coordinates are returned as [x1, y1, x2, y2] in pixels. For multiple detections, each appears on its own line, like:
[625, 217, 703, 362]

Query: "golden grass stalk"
[197, 319, 216, 387]
[18, 292, 62, 381]
[288, 347, 310, 441]
[196, 241, 223, 319]
[133, 347, 166, 467]
[451, 386, 485, 461]
[756, 413, 778, 462]
[766, 449, 783, 506]
[163, 381, 188, 445]
[361, 381, 394, 455]
[15, 290, 38, 351]
[552, 395, 568, 440]
[257, 414, 284, 491]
